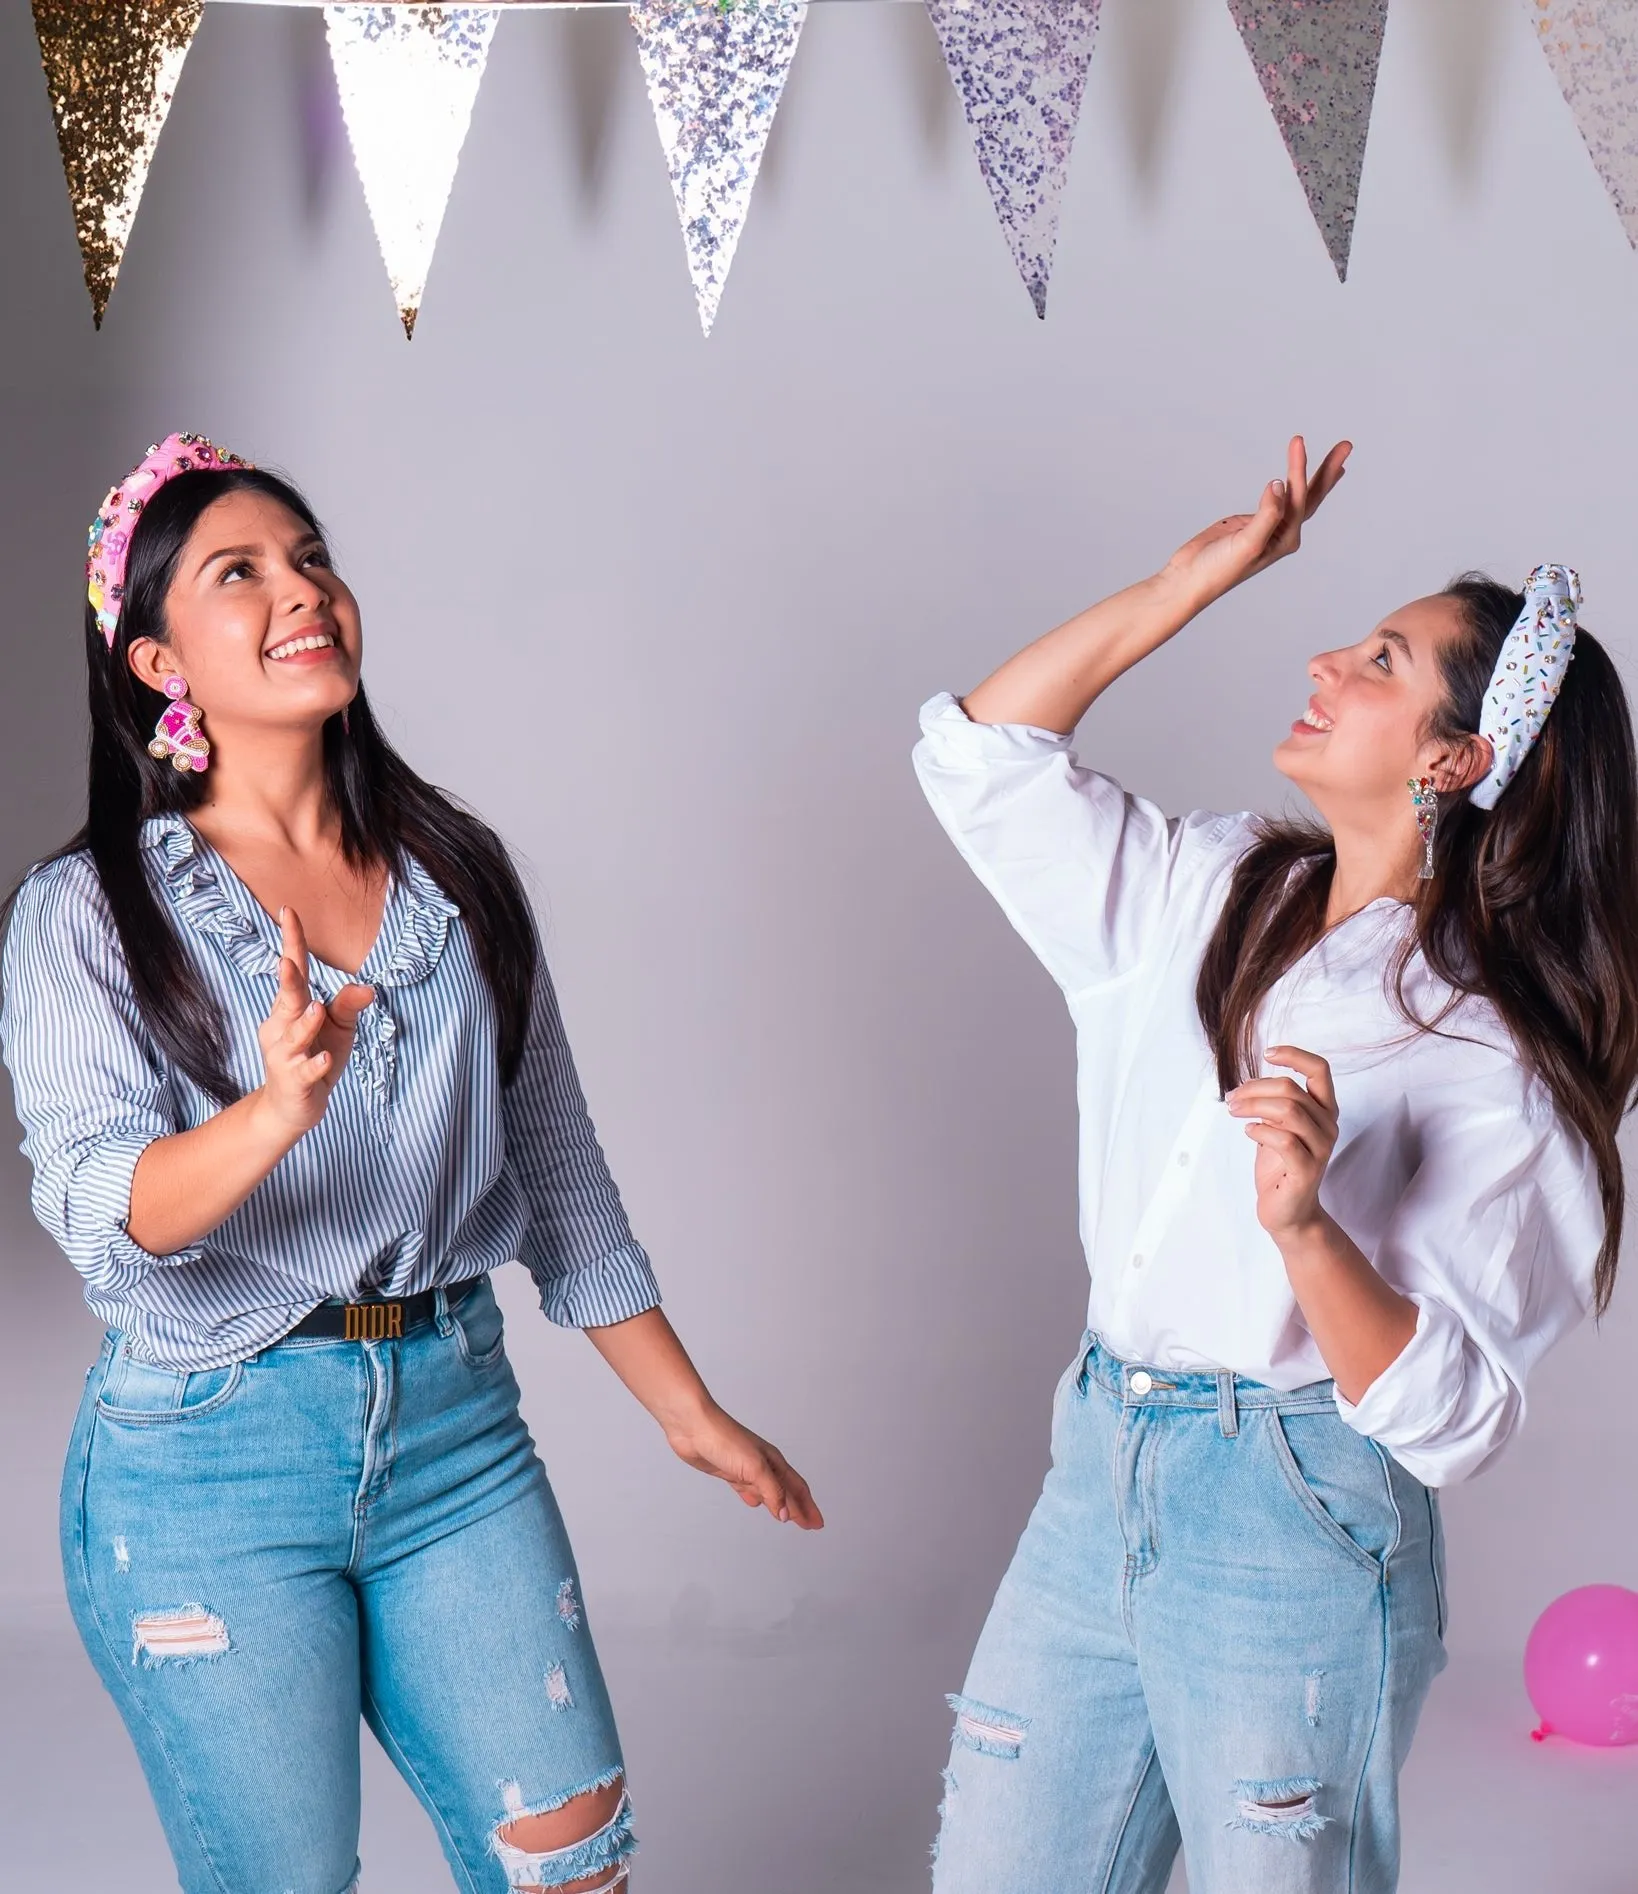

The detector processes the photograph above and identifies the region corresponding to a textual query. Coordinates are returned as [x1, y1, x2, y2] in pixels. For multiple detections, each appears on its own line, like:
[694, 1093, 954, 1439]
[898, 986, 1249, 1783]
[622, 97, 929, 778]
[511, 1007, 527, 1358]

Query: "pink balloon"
[1524, 1585, 1638, 1747]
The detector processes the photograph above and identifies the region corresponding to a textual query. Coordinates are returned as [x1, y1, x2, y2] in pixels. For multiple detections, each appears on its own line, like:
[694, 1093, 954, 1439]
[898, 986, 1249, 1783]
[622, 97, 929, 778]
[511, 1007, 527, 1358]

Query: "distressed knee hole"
[131, 1605, 230, 1666]
[947, 1692, 1029, 1760]
[1227, 1776, 1328, 1841]
[491, 1771, 633, 1892]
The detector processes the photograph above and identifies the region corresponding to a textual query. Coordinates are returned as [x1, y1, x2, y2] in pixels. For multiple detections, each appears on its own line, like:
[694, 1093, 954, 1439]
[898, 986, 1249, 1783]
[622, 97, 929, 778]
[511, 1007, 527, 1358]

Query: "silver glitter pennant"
[1227, 0, 1389, 281]
[326, 5, 500, 338]
[924, 0, 1103, 319]
[1527, 1, 1638, 248]
[630, 0, 808, 336]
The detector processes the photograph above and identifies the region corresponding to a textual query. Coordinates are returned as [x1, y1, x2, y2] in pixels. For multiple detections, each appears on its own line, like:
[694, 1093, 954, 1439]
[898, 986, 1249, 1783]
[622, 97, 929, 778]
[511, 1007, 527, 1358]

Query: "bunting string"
[27, 0, 1638, 334]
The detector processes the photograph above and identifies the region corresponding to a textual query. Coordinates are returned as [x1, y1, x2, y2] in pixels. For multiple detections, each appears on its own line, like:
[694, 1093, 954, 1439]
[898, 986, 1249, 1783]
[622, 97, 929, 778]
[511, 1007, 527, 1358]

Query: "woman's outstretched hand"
[665, 1403, 825, 1529]
[256, 907, 374, 1139]
[1163, 436, 1351, 610]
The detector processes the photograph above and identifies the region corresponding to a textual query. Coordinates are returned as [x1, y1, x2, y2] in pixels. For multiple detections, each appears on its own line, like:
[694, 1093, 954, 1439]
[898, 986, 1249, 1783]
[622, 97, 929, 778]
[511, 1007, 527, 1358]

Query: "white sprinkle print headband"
[1469, 564, 1580, 811]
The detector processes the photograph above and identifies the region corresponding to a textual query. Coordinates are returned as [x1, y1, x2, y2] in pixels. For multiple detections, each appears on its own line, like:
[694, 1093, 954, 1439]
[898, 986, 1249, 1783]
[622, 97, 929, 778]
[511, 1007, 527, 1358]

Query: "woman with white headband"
[916, 438, 1638, 1893]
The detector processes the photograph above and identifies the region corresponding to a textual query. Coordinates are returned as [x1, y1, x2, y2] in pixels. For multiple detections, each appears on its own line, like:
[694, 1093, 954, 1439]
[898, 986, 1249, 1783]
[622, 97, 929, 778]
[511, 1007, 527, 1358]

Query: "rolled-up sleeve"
[0, 857, 199, 1292]
[503, 953, 661, 1329]
[912, 692, 1248, 994]
[1337, 1102, 1601, 1486]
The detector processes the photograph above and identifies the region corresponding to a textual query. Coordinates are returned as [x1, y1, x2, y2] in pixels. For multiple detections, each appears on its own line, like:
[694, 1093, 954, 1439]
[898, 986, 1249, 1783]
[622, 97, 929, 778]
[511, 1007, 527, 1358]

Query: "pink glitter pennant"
[1227, 0, 1390, 281]
[1527, 1, 1638, 249]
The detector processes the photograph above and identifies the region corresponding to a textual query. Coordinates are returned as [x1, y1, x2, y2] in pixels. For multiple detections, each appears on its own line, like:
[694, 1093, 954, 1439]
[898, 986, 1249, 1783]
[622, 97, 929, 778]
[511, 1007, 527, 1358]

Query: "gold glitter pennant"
[32, 0, 205, 327]
[326, 6, 501, 339]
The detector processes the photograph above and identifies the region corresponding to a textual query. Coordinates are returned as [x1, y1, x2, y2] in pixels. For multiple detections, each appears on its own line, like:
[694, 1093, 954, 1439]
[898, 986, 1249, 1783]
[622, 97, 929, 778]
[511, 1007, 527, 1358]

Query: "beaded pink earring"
[148, 676, 211, 773]
[1407, 775, 1437, 880]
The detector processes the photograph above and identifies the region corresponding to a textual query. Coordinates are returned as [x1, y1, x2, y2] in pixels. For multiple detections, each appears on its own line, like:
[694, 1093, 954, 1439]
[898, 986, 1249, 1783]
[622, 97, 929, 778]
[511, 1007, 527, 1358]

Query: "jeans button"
[1129, 1370, 1153, 1396]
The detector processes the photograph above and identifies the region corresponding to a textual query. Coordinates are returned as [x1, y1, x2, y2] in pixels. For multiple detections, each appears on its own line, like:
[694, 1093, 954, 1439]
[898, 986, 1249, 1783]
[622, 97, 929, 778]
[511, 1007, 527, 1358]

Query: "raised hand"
[1163, 436, 1352, 611]
[256, 907, 374, 1139]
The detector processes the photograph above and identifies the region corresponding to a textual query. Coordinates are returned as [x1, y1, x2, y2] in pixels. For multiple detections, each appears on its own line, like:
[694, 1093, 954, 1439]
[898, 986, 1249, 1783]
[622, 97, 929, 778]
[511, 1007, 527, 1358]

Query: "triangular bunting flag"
[1227, 0, 1390, 280]
[630, 0, 808, 337]
[923, 0, 1103, 319]
[32, 0, 204, 327]
[326, 5, 500, 339]
[1526, 1, 1638, 248]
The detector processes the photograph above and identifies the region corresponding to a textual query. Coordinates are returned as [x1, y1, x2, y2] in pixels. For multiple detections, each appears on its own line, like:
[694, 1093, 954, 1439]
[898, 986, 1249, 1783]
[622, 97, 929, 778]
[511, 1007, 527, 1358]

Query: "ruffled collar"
[140, 814, 459, 990]
[140, 815, 462, 1141]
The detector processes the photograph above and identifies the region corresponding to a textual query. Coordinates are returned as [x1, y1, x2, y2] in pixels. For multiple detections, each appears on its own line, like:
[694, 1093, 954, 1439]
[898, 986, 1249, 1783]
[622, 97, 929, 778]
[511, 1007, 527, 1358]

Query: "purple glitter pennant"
[923, 0, 1103, 318]
[326, 6, 501, 338]
[1527, 1, 1638, 248]
[1226, 0, 1390, 281]
[630, 0, 808, 337]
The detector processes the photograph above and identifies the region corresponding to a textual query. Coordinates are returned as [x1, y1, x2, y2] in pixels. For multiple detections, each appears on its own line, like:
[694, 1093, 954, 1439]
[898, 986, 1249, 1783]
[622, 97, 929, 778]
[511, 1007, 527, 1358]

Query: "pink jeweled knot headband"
[86, 431, 252, 648]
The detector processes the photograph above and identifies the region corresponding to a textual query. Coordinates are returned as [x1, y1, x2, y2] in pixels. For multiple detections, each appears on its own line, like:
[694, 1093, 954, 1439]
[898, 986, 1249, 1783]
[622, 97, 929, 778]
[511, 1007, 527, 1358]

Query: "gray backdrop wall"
[3, 1, 1636, 1889]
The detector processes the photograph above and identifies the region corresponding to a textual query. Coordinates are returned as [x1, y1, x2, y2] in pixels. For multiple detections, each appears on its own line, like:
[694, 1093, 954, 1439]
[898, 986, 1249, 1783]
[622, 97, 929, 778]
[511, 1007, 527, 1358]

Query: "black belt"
[288, 1280, 478, 1343]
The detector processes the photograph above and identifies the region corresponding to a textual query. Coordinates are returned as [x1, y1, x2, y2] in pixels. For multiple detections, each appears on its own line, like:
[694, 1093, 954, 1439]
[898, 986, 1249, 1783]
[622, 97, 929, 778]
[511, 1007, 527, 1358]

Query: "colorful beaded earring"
[1407, 775, 1437, 880]
[148, 676, 211, 773]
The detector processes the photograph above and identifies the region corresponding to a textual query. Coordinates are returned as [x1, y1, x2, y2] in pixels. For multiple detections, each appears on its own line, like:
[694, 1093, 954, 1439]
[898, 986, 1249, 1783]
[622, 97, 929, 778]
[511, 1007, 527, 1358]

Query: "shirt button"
[1177, 1151, 1191, 1168]
[1129, 1370, 1154, 1396]
[1131, 1252, 1145, 1270]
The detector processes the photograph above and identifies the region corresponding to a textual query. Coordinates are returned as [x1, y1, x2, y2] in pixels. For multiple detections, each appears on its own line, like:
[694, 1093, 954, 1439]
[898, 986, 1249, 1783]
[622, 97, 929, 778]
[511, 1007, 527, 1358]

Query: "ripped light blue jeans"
[932, 1336, 1447, 1894]
[61, 1277, 633, 1894]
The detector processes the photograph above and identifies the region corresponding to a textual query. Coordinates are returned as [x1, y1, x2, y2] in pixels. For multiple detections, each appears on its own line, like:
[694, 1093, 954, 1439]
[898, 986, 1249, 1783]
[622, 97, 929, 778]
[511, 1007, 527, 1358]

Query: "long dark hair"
[10, 465, 538, 1099]
[1197, 574, 1638, 1312]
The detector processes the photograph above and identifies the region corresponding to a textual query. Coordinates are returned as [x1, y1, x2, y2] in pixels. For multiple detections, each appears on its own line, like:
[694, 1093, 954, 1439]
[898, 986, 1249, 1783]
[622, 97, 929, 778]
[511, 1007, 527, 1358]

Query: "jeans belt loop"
[1217, 1370, 1240, 1438]
[433, 1287, 453, 1339]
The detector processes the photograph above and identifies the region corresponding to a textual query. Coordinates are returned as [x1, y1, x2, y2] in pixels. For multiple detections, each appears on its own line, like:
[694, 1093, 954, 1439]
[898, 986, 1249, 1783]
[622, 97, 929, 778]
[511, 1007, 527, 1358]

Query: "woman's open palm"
[1164, 436, 1351, 606]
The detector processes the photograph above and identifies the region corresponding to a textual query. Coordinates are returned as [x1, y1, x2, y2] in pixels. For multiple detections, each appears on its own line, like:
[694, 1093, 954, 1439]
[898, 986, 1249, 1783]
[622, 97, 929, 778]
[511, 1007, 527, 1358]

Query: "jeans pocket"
[1267, 1409, 1396, 1578]
[451, 1277, 506, 1369]
[1427, 1489, 1449, 1640]
[94, 1341, 242, 1425]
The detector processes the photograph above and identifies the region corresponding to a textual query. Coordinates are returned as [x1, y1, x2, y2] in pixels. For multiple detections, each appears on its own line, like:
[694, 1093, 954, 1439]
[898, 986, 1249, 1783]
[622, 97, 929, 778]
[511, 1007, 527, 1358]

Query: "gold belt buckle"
[343, 1300, 404, 1341]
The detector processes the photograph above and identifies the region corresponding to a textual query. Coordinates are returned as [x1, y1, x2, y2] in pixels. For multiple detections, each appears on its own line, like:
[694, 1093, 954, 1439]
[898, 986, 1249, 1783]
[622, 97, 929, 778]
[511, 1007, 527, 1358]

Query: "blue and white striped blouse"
[0, 815, 661, 1369]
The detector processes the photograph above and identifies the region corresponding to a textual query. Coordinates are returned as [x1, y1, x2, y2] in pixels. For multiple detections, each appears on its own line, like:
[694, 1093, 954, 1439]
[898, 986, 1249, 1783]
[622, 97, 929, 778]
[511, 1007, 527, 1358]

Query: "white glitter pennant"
[1227, 0, 1389, 281]
[1526, 1, 1638, 248]
[326, 5, 500, 338]
[924, 0, 1102, 319]
[631, 0, 808, 337]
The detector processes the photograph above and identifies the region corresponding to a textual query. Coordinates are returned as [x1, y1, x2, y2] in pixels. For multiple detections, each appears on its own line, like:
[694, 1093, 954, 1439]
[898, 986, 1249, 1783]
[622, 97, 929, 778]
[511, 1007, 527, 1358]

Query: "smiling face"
[1273, 593, 1493, 839]
[125, 487, 360, 740]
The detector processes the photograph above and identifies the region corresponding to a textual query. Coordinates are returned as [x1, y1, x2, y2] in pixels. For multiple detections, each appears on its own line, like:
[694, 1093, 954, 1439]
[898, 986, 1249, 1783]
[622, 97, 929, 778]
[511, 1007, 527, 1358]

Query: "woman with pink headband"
[1, 434, 822, 1893]
[915, 439, 1638, 1892]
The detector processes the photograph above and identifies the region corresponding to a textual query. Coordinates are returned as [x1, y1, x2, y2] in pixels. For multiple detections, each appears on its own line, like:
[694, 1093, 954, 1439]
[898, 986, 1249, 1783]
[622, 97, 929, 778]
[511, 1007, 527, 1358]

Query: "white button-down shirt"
[914, 694, 1602, 1486]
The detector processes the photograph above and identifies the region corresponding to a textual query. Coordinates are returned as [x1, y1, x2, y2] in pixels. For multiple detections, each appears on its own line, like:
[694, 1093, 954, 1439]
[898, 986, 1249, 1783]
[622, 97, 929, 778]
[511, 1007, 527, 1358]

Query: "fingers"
[277, 907, 311, 1013]
[1245, 479, 1288, 555]
[1266, 1045, 1337, 1116]
[327, 983, 376, 1033]
[736, 1445, 825, 1529]
[1244, 1121, 1323, 1164]
[1286, 435, 1310, 523]
[1239, 1103, 1329, 1161]
[1306, 440, 1353, 516]
[769, 1452, 825, 1530]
